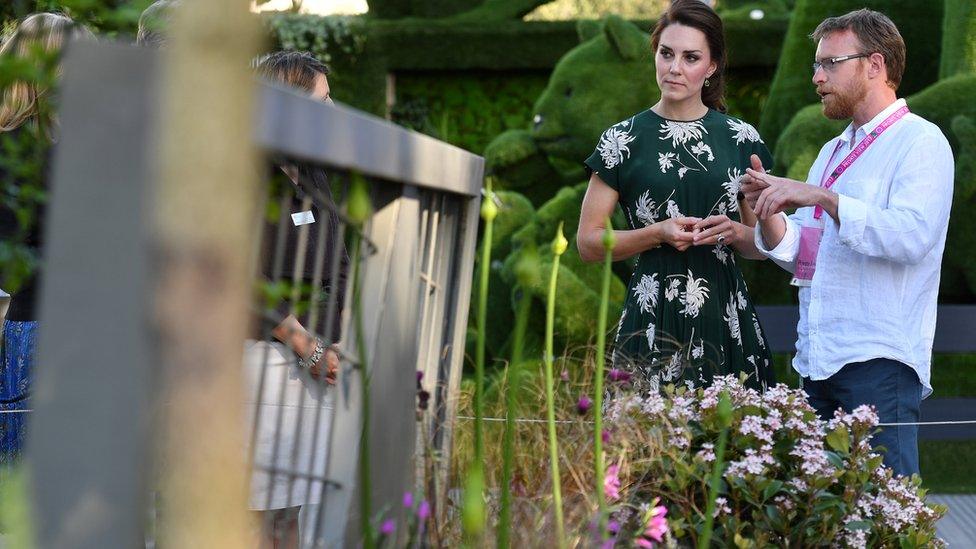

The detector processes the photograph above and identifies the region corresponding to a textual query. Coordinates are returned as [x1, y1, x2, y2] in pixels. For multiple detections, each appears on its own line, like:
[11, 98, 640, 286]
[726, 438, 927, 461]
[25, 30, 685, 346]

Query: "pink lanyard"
[814, 104, 910, 220]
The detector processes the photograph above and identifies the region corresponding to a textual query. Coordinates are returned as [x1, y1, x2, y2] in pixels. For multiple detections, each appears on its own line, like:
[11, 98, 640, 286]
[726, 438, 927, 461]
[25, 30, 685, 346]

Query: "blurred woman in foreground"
[0, 12, 93, 466]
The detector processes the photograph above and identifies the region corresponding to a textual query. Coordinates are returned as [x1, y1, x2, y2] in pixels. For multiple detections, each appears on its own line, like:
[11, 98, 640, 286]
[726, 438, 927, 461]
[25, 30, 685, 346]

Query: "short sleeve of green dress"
[584, 109, 775, 394]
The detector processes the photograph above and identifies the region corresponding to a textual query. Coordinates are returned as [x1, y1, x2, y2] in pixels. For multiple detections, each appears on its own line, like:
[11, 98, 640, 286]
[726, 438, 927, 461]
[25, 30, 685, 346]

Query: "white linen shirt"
[755, 99, 954, 398]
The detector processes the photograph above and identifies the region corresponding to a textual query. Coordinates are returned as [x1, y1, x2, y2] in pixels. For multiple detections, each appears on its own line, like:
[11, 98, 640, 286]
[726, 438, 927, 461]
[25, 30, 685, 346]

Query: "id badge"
[790, 224, 823, 287]
[291, 210, 315, 226]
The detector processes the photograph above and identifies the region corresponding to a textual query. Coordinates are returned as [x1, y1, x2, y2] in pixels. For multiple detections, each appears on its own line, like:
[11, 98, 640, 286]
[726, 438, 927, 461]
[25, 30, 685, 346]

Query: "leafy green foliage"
[2, 0, 149, 36]
[266, 13, 367, 66]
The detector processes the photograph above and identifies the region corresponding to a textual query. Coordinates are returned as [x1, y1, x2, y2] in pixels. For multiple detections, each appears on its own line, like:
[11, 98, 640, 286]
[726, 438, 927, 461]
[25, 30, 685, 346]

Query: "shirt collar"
[837, 98, 907, 146]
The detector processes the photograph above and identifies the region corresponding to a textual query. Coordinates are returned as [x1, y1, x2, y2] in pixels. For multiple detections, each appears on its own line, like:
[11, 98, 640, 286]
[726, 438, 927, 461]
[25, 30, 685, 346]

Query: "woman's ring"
[717, 234, 726, 245]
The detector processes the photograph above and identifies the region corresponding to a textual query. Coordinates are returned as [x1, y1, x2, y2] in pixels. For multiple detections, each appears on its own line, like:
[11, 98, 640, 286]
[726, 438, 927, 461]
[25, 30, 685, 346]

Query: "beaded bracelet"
[299, 337, 326, 370]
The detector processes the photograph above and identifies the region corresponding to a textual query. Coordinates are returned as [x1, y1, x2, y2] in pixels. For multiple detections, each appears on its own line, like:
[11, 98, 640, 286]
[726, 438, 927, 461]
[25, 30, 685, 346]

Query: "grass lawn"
[920, 440, 976, 493]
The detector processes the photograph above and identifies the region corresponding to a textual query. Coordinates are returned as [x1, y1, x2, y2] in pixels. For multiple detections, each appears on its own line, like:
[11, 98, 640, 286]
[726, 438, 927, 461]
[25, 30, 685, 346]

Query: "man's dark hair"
[136, 0, 180, 48]
[254, 51, 330, 93]
[811, 9, 906, 91]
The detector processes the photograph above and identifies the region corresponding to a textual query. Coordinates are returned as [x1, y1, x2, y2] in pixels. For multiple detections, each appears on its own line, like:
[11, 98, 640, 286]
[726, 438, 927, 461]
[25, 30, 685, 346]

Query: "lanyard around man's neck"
[814, 105, 910, 220]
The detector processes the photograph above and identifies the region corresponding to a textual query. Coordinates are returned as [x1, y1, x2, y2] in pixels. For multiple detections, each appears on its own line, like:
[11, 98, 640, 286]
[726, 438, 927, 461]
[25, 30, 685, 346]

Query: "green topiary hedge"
[939, 0, 976, 78]
[264, 14, 788, 118]
[759, 0, 944, 147]
[391, 71, 549, 155]
[365, 0, 484, 19]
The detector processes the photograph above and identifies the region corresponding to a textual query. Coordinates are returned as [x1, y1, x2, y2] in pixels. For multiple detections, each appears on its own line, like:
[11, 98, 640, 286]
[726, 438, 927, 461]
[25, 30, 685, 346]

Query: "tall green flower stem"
[545, 223, 568, 548]
[464, 181, 498, 544]
[699, 391, 733, 549]
[497, 244, 537, 549]
[593, 219, 615, 538]
[347, 173, 373, 546]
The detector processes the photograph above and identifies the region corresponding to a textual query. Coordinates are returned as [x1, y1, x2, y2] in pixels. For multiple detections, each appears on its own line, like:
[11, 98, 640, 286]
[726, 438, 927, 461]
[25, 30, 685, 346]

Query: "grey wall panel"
[29, 40, 159, 549]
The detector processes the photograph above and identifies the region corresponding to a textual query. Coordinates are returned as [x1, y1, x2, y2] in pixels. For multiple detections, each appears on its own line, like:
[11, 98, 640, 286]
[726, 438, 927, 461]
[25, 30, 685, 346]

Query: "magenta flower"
[417, 500, 431, 520]
[607, 368, 632, 384]
[636, 498, 669, 547]
[380, 519, 396, 536]
[604, 464, 621, 501]
[577, 395, 593, 415]
[602, 429, 612, 445]
[402, 491, 413, 508]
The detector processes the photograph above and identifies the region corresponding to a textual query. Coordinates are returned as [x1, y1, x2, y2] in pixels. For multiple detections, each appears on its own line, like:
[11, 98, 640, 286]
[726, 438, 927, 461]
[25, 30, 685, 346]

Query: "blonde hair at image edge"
[0, 13, 94, 135]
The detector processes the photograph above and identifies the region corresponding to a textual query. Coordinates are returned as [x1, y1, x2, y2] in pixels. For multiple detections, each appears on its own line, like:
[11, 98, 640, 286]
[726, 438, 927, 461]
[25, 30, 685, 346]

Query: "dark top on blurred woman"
[253, 50, 348, 364]
[0, 126, 50, 321]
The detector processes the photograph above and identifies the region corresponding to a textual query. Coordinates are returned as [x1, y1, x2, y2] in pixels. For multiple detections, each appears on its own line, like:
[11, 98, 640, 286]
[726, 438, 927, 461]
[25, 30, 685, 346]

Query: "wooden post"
[153, 1, 264, 547]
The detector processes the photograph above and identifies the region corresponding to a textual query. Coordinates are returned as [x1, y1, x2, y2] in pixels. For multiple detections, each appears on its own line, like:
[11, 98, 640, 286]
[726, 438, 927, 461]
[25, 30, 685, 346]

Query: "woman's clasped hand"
[654, 215, 737, 251]
[654, 217, 699, 251]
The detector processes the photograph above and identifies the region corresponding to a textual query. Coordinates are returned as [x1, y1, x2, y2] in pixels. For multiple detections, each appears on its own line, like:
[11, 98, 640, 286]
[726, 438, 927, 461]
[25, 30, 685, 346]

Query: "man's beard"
[822, 75, 866, 120]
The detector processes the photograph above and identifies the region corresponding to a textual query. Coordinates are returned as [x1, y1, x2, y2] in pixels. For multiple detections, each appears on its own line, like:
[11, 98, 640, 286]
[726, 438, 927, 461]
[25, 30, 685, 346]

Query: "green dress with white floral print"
[585, 108, 775, 394]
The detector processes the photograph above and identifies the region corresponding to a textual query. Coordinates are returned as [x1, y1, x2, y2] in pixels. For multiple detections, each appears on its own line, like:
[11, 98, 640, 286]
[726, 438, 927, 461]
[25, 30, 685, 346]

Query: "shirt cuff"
[755, 212, 799, 262]
[836, 193, 867, 249]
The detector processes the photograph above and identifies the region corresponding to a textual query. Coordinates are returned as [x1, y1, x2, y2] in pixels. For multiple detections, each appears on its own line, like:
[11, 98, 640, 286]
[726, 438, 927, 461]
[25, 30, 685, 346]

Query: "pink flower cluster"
[726, 446, 776, 477]
[604, 464, 621, 501]
[635, 498, 668, 548]
[599, 375, 945, 546]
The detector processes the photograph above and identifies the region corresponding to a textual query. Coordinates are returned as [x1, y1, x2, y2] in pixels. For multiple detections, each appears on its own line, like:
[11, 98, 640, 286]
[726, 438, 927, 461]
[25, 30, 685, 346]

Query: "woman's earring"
[704, 78, 711, 88]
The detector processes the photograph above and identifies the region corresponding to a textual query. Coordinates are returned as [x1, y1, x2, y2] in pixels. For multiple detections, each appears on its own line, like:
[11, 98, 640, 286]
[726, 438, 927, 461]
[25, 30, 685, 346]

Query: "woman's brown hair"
[650, 0, 727, 113]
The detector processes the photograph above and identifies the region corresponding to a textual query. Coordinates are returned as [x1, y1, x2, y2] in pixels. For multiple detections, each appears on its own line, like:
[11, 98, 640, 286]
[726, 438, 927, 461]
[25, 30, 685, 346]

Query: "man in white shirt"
[741, 9, 954, 477]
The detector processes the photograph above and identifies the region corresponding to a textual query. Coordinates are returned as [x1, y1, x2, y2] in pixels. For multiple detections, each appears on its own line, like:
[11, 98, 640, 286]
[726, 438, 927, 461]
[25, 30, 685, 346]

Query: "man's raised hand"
[739, 154, 768, 211]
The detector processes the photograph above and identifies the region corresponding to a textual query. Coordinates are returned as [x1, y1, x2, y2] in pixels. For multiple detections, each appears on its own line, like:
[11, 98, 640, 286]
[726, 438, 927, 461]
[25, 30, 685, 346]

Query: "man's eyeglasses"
[812, 53, 870, 74]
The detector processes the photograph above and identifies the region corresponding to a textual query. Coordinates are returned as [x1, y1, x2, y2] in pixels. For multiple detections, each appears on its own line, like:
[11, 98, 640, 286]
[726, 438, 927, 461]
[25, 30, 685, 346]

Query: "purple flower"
[510, 477, 528, 497]
[607, 519, 620, 534]
[402, 491, 414, 508]
[380, 519, 396, 536]
[602, 429, 612, 445]
[607, 368, 632, 384]
[417, 500, 431, 520]
[604, 464, 621, 501]
[577, 395, 593, 415]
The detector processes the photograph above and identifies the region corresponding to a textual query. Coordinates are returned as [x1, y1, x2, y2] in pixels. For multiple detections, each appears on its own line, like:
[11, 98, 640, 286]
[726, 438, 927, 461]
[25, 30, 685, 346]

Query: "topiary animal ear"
[577, 19, 601, 43]
[603, 14, 646, 61]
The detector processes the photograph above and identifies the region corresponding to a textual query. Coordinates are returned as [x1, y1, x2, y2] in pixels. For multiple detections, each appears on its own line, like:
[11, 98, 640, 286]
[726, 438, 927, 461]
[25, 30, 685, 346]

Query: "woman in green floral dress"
[578, 0, 774, 394]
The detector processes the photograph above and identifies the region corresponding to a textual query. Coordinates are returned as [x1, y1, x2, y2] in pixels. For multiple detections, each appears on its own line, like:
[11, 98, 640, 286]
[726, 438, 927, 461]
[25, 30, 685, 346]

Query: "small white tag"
[291, 210, 315, 226]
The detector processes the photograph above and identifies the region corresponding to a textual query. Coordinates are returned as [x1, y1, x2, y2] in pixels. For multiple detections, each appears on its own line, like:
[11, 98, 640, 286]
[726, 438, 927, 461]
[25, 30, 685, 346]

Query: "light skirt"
[243, 340, 334, 511]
